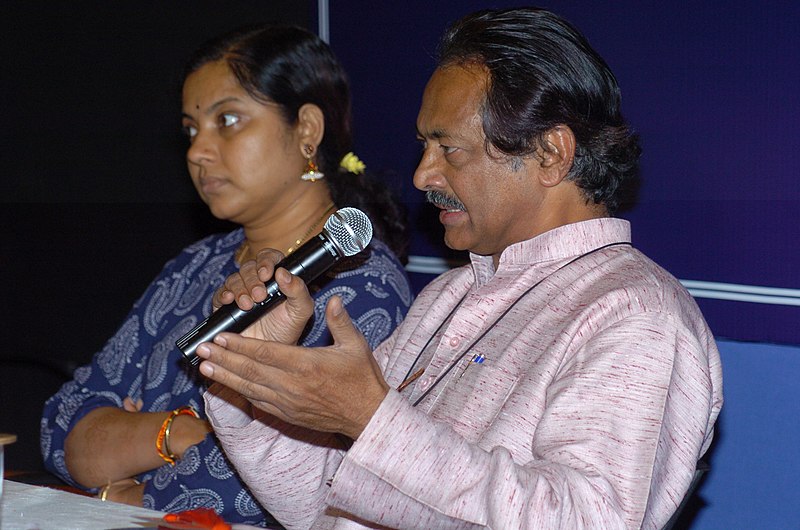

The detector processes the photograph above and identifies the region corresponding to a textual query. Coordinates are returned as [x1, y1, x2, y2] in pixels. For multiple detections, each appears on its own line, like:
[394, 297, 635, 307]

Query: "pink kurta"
[206, 218, 723, 529]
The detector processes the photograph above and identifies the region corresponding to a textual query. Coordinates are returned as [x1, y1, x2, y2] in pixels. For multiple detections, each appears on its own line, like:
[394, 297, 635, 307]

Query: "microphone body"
[176, 208, 373, 365]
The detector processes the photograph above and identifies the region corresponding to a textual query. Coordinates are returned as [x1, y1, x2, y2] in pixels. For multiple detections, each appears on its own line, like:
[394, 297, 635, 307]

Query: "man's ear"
[296, 103, 325, 151]
[537, 125, 576, 187]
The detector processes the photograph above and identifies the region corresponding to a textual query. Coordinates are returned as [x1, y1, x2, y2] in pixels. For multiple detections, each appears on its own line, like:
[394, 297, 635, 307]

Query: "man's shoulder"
[574, 246, 710, 332]
[576, 246, 688, 302]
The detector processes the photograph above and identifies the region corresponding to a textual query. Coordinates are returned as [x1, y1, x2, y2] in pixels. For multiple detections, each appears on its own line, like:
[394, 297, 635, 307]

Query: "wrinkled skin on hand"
[212, 249, 315, 345]
[200, 250, 389, 440]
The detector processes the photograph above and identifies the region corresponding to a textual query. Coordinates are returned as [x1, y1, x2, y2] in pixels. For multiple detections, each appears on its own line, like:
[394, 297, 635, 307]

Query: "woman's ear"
[296, 103, 325, 152]
[537, 125, 576, 187]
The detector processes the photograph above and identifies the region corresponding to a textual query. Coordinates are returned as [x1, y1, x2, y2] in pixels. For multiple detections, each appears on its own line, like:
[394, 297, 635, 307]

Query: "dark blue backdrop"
[326, 1, 800, 346]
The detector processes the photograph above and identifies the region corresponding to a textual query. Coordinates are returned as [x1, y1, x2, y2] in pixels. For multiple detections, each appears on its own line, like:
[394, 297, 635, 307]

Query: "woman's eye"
[182, 124, 197, 139]
[220, 113, 240, 128]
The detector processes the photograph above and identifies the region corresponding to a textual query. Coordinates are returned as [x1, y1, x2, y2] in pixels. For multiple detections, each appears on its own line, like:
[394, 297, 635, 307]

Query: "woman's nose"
[186, 130, 216, 167]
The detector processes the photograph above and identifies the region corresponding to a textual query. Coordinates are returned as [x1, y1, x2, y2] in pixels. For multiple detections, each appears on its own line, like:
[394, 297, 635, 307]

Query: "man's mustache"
[425, 190, 465, 211]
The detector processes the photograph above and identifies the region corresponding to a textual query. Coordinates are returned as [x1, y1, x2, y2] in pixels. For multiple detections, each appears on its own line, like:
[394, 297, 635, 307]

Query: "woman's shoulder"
[335, 238, 407, 278]
[367, 238, 405, 266]
[324, 237, 414, 307]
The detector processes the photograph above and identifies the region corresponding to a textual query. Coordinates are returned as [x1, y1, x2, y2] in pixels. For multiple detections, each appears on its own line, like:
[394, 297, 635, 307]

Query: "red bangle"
[156, 406, 199, 466]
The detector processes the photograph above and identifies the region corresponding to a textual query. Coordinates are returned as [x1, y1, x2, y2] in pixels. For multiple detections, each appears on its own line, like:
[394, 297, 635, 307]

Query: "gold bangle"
[155, 406, 199, 466]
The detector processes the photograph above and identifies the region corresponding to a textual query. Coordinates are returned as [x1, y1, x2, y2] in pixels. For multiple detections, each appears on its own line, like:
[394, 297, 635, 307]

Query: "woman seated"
[41, 23, 413, 527]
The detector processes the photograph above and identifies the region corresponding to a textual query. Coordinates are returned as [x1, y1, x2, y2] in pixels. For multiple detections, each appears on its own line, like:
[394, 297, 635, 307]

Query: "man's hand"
[196, 295, 389, 440]
[213, 249, 315, 345]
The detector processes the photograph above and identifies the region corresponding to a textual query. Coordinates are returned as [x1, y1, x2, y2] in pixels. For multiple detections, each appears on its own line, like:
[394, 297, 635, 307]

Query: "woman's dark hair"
[184, 24, 408, 260]
[438, 8, 641, 213]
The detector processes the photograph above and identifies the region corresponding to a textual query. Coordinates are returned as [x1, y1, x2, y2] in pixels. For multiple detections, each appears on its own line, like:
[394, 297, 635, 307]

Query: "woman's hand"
[212, 248, 315, 345]
[98, 477, 145, 506]
[122, 397, 143, 412]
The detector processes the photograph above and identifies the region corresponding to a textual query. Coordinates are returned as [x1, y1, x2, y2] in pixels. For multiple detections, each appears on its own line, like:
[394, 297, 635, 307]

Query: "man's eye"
[220, 113, 240, 128]
[441, 145, 457, 154]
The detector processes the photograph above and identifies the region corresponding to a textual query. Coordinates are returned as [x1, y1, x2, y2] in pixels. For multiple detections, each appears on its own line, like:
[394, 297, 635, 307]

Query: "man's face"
[414, 63, 549, 262]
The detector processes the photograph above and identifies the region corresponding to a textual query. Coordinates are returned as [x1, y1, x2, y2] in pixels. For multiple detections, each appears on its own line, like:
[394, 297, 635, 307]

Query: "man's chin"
[442, 231, 471, 253]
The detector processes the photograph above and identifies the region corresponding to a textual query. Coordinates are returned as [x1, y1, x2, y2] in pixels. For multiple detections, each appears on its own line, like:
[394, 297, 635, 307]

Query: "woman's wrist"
[167, 414, 213, 459]
[155, 406, 205, 465]
[98, 478, 144, 506]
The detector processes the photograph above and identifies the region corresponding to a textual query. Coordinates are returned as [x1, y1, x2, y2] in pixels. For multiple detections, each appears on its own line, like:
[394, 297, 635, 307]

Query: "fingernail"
[196, 344, 210, 358]
[278, 267, 294, 283]
[213, 335, 227, 347]
[199, 362, 214, 377]
[331, 298, 344, 317]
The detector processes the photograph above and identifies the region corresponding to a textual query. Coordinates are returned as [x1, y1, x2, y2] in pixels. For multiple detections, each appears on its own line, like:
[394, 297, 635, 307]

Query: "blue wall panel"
[697, 340, 800, 529]
[328, 1, 800, 345]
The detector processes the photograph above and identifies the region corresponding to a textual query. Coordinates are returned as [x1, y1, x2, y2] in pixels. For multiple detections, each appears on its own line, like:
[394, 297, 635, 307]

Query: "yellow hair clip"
[339, 152, 366, 174]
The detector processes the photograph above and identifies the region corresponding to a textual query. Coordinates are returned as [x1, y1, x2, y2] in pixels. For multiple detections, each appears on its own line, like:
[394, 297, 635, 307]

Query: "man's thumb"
[326, 296, 358, 342]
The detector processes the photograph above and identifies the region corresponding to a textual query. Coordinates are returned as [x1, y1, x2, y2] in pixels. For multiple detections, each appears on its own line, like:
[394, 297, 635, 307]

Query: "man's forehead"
[417, 63, 487, 136]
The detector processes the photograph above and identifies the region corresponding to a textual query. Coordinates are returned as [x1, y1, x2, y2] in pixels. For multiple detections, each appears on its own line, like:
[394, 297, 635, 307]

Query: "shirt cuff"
[204, 384, 253, 429]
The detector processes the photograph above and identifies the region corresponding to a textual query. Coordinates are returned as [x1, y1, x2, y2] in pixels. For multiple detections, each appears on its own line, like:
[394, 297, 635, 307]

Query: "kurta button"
[449, 337, 460, 347]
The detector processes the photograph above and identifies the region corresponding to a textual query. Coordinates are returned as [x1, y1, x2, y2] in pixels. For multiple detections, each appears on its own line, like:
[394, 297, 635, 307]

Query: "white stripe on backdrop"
[406, 256, 800, 306]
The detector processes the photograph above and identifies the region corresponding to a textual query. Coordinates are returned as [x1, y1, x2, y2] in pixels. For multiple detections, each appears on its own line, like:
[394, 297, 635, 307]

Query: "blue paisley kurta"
[40, 228, 413, 527]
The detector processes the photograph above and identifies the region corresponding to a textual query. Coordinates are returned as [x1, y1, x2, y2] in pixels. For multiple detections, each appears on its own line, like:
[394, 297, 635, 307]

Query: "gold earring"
[300, 144, 324, 181]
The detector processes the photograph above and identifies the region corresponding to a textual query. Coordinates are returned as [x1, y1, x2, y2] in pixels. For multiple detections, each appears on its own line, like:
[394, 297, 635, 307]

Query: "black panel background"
[0, 1, 310, 472]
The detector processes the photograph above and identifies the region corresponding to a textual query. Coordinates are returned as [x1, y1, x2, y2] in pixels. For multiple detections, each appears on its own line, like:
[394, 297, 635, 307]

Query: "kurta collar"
[469, 218, 632, 285]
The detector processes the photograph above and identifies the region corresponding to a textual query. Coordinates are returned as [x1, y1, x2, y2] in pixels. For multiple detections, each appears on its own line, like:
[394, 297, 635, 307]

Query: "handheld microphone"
[176, 207, 373, 365]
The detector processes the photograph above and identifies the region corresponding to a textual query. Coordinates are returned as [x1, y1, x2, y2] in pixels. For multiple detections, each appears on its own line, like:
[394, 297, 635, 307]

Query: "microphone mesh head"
[323, 207, 373, 256]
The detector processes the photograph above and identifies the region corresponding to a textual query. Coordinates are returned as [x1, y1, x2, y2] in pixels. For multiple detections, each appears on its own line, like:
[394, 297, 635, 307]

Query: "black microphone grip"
[177, 233, 340, 365]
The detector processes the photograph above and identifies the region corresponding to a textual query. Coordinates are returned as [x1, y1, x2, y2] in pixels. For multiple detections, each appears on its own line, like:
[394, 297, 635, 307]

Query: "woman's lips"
[198, 176, 228, 194]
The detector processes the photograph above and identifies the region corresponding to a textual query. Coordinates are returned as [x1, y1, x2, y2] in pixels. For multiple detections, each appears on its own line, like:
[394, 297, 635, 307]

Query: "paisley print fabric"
[41, 228, 412, 527]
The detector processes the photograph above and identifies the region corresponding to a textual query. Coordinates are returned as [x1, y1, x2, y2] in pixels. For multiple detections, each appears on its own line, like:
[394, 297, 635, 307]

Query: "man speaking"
[195, 7, 723, 529]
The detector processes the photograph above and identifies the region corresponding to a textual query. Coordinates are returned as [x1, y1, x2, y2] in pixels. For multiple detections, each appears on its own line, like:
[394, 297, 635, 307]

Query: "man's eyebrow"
[416, 127, 450, 139]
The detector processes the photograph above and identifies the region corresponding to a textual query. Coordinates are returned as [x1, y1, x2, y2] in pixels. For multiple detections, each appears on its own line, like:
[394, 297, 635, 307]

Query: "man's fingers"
[274, 267, 315, 323]
[197, 335, 278, 401]
[212, 288, 236, 310]
[213, 259, 274, 312]
[199, 360, 266, 403]
[255, 248, 285, 283]
[198, 332, 271, 369]
[213, 270, 254, 311]
[238, 260, 268, 304]
[325, 296, 362, 347]
[222, 261, 264, 309]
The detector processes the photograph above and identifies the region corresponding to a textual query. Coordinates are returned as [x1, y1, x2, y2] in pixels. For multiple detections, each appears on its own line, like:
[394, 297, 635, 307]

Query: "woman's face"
[181, 60, 307, 226]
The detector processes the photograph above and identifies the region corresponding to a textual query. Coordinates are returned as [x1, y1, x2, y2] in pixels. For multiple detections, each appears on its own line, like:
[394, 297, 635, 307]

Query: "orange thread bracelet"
[156, 406, 199, 466]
